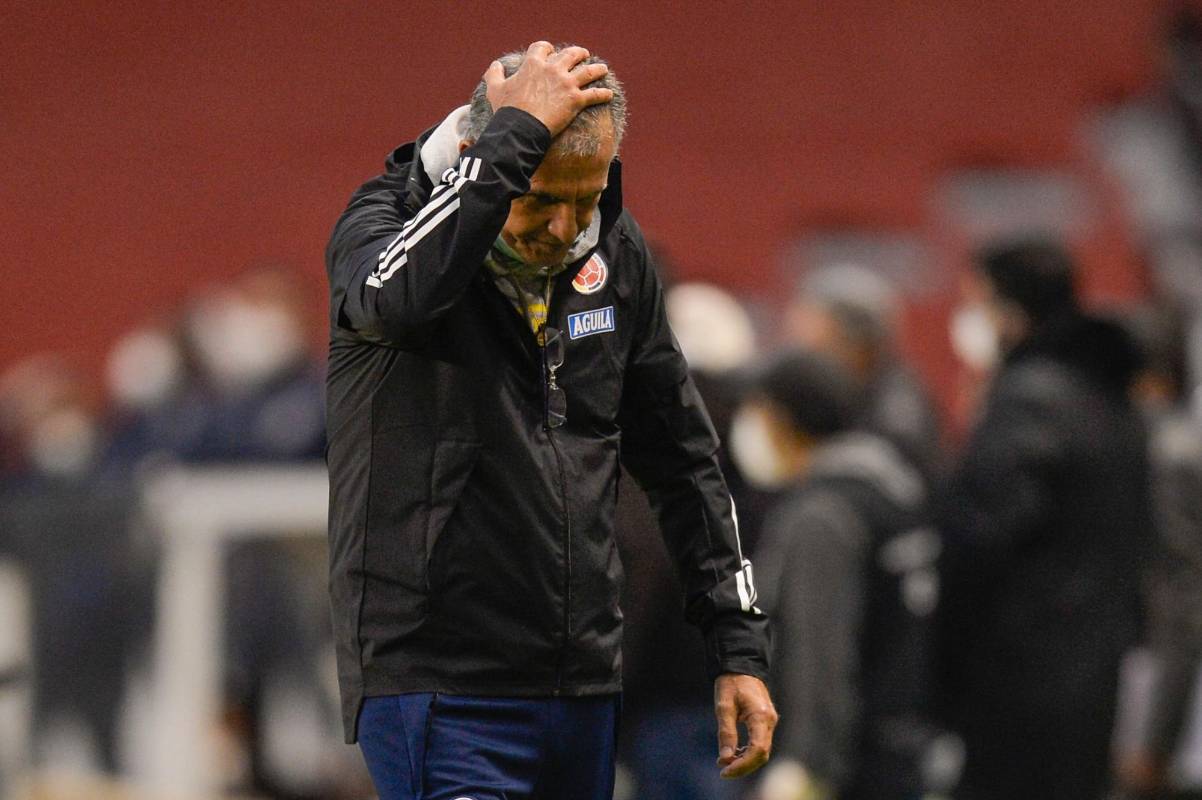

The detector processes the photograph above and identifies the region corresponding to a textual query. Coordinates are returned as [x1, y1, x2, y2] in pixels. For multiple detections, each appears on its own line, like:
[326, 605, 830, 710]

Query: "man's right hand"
[483, 41, 614, 138]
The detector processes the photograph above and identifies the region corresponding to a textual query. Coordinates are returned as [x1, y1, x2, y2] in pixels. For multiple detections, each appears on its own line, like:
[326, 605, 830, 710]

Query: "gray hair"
[464, 46, 626, 157]
[803, 263, 900, 350]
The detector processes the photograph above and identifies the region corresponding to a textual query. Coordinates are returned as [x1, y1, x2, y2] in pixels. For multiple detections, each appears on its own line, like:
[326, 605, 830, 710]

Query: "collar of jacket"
[386, 117, 625, 252]
[806, 432, 927, 510]
[1003, 311, 1141, 397]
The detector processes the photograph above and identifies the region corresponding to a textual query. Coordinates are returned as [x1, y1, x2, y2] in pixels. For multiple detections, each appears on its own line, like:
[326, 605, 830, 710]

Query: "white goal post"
[141, 464, 328, 798]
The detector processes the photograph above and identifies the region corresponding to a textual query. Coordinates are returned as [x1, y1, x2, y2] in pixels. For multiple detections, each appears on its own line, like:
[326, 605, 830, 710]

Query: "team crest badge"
[572, 253, 608, 295]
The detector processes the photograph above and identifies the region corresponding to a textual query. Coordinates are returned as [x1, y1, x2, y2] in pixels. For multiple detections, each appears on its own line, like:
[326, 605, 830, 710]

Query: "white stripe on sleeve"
[366, 156, 485, 288]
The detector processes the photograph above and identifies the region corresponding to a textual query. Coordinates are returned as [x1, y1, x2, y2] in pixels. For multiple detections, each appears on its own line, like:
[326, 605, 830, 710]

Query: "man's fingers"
[577, 87, 615, 109]
[571, 62, 610, 87]
[715, 698, 738, 766]
[483, 60, 505, 90]
[551, 44, 591, 67]
[720, 745, 770, 779]
[525, 40, 554, 60]
[746, 708, 776, 760]
[720, 709, 776, 778]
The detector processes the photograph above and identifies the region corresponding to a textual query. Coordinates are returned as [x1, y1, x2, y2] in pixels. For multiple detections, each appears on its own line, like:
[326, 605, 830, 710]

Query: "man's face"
[499, 128, 615, 268]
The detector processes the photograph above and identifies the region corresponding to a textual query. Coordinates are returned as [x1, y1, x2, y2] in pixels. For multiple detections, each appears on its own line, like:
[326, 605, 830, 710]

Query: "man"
[938, 240, 1152, 800]
[784, 264, 943, 481]
[730, 349, 937, 800]
[1119, 305, 1202, 800]
[324, 43, 775, 800]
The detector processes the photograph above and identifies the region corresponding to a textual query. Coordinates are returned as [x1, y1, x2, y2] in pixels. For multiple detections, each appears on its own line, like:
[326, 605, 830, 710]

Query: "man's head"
[973, 239, 1079, 354]
[729, 348, 860, 489]
[465, 48, 626, 157]
[784, 264, 900, 383]
[462, 46, 626, 268]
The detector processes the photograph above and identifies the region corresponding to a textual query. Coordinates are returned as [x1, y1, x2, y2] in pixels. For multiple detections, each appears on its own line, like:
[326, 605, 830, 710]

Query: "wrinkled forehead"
[528, 148, 613, 197]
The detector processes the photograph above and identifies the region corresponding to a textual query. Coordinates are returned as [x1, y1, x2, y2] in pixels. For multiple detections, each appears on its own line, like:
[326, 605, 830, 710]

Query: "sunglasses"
[542, 325, 566, 429]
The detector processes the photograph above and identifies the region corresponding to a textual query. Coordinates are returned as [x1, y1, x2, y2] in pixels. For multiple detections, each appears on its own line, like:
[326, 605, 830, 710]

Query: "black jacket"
[757, 434, 936, 799]
[937, 313, 1152, 800]
[324, 108, 769, 742]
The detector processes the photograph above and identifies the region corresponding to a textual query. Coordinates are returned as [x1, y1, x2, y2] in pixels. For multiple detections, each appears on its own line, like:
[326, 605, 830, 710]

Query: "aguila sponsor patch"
[567, 306, 615, 339]
[572, 253, 608, 294]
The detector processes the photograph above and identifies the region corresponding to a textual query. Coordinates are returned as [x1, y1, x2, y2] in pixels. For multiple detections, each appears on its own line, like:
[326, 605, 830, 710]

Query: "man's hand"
[714, 673, 778, 779]
[483, 41, 614, 137]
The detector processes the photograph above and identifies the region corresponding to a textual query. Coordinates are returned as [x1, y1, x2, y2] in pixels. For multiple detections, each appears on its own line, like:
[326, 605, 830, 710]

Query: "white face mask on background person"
[949, 304, 1000, 372]
[729, 404, 795, 490]
[106, 327, 185, 412]
[189, 295, 306, 394]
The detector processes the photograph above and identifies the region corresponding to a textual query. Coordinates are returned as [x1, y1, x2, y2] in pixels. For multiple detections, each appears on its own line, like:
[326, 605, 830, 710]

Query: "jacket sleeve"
[616, 228, 771, 682]
[326, 107, 551, 344]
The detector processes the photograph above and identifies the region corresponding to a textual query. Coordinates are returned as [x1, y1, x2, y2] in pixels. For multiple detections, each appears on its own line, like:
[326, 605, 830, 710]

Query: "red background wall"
[0, 1, 1170, 395]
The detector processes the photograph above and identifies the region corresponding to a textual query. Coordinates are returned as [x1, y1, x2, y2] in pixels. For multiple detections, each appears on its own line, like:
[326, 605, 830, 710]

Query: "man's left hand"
[714, 673, 778, 779]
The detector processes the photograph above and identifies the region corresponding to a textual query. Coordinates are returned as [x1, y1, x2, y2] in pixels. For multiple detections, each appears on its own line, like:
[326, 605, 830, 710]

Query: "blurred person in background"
[1165, 5, 1202, 170]
[102, 320, 190, 469]
[103, 267, 326, 470]
[179, 268, 332, 799]
[103, 269, 335, 798]
[1118, 303, 1202, 800]
[739, 348, 938, 800]
[180, 266, 326, 463]
[0, 355, 146, 776]
[783, 263, 943, 481]
[617, 282, 767, 800]
[938, 240, 1152, 800]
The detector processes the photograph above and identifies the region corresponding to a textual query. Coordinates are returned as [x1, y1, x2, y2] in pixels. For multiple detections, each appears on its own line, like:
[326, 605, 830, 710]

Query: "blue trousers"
[358, 693, 619, 800]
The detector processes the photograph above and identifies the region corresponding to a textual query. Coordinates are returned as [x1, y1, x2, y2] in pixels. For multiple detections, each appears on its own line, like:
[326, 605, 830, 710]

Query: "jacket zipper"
[546, 423, 572, 693]
[504, 271, 574, 693]
[492, 269, 576, 691]
[542, 273, 572, 694]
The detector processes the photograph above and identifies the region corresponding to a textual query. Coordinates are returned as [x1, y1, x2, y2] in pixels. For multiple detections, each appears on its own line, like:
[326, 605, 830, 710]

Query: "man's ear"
[458, 140, 474, 154]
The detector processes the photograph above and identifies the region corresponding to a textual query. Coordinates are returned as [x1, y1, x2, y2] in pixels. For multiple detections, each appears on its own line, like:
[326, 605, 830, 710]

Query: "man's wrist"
[463, 106, 554, 196]
[489, 105, 551, 142]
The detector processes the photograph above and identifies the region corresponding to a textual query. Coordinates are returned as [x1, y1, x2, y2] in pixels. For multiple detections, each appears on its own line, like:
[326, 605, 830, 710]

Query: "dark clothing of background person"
[756, 432, 937, 800]
[938, 313, 1152, 800]
[0, 474, 150, 775]
[1141, 412, 1202, 777]
[862, 360, 943, 483]
[324, 107, 769, 742]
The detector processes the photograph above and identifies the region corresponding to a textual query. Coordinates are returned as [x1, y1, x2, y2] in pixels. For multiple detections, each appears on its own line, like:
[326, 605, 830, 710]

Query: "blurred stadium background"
[4, 1, 1202, 798]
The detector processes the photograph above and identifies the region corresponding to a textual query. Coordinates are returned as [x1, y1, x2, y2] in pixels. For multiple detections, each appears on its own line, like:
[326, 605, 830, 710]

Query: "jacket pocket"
[424, 439, 482, 587]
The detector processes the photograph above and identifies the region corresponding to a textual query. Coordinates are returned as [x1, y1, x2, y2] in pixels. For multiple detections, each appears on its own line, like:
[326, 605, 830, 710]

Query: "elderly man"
[324, 43, 775, 800]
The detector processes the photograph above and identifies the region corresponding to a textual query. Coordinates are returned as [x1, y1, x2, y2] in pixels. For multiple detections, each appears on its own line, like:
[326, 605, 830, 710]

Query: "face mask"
[950, 304, 1000, 372]
[190, 296, 305, 394]
[107, 328, 185, 411]
[487, 235, 562, 281]
[492, 234, 527, 265]
[490, 214, 601, 278]
[729, 405, 795, 490]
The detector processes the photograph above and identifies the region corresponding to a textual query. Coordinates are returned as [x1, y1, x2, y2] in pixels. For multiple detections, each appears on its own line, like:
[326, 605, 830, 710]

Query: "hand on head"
[484, 41, 614, 137]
